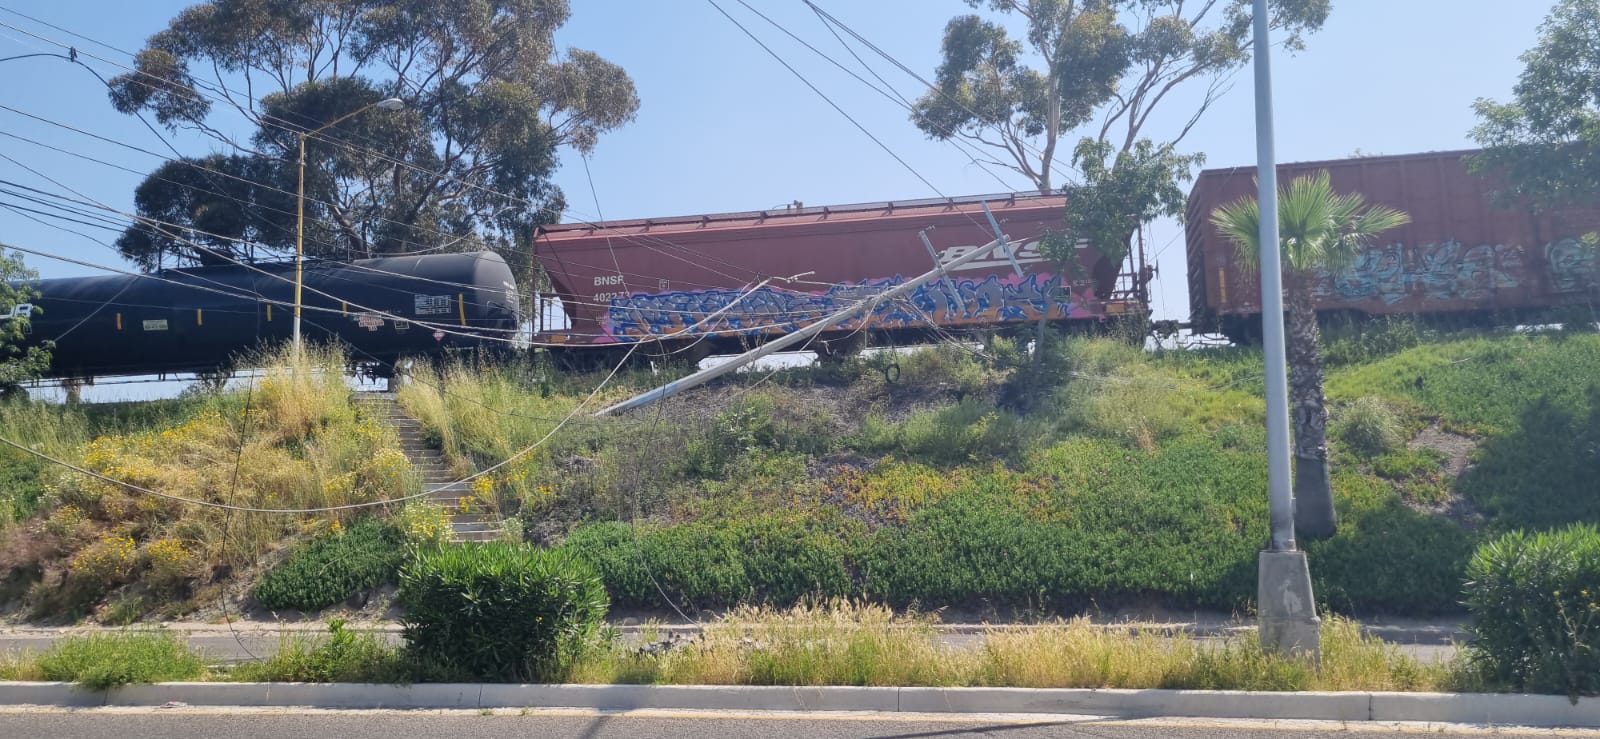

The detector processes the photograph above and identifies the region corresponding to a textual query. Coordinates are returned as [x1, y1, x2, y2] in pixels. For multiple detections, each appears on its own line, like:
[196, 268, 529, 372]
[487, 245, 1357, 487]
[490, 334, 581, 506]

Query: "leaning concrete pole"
[595, 235, 1007, 416]
[1252, 0, 1321, 657]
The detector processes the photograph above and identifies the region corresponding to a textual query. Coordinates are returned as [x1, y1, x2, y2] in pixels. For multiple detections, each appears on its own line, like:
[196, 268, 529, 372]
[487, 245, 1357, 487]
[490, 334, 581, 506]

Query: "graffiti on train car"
[1309, 238, 1597, 305]
[1548, 238, 1599, 293]
[601, 272, 1086, 339]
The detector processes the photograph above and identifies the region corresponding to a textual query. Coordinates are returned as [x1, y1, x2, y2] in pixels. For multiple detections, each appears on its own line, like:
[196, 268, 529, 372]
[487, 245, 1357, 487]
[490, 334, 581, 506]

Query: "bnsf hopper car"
[533, 193, 1149, 363]
[1187, 149, 1600, 343]
[16, 251, 519, 378]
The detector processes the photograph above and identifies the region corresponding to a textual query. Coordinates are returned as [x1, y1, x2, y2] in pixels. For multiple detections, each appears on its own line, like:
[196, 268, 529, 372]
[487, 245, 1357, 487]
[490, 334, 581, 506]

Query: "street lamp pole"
[1251, 0, 1320, 658]
[292, 97, 404, 354]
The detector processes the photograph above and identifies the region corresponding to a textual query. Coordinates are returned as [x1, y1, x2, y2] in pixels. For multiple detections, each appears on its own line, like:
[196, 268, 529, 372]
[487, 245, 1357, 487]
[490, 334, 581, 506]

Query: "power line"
[704, 0, 945, 197]
[727, 0, 1019, 193]
[0, 14, 782, 285]
[803, 0, 1083, 186]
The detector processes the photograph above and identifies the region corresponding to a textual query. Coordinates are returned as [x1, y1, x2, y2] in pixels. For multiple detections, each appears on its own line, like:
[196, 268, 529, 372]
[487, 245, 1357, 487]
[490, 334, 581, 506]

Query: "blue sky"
[0, 0, 1556, 330]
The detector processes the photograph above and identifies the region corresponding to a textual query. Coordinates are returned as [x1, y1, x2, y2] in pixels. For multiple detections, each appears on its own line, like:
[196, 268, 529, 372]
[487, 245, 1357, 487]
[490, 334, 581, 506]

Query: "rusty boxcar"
[1186, 149, 1600, 343]
[534, 193, 1148, 364]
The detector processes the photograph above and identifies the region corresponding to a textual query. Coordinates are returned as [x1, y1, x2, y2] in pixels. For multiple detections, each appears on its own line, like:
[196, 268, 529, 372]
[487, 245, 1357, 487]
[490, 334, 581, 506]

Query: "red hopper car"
[533, 193, 1150, 364]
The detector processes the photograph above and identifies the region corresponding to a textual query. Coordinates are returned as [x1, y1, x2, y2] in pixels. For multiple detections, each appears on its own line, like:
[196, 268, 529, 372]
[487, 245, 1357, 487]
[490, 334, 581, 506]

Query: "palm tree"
[1210, 171, 1410, 540]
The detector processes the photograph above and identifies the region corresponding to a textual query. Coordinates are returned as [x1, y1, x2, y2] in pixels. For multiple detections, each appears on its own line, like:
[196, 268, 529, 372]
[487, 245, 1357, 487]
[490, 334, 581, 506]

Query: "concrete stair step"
[450, 513, 500, 525]
[451, 530, 501, 542]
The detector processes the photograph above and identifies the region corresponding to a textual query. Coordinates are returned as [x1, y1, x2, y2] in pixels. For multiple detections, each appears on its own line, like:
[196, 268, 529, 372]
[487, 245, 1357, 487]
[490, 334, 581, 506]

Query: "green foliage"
[898, 399, 1035, 466]
[561, 517, 854, 610]
[1210, 171, 1411, 277]
[35, 631, 207, 689]
[1465, 524, 1600, 697]
[233, 620, 408, 683]
[1058, 364, 1189, 450]
[1322, 318, 1429, 367]
[1472, 0, 1600, 215]
[0, 250, 49, 388]
[1327, 333, 1600, 436]
[896, 345, 991, 397]
[910, 0, 1326, 194]
[252, 518, 406, 612]
[0, 447, 45, 522]
[399, 542, 609, 683]
[684, 393, 839, 478]
[1459, 388, 1600, 532]
[863, 435, 1266, 611]
[108, 0, 638, 270]
[1049, 138, 1202, 265]
[1307, 474, 1474, 615]
[1334, 397, 1407, 458]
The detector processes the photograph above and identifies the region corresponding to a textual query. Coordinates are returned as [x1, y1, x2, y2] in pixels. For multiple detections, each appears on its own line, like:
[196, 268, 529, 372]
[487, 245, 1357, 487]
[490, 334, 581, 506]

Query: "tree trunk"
[1285, 280, 1337, 539]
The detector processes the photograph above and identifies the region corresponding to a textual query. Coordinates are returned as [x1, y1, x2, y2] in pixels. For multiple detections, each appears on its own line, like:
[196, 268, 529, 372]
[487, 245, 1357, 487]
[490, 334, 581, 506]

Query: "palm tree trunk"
[1285, 281, 1337, 540]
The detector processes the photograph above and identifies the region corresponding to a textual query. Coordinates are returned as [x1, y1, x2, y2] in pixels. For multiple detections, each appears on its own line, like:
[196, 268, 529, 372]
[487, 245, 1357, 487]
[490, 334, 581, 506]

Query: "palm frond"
[1207, 170, 1411, 278]
[1210, 194, 1263, 272]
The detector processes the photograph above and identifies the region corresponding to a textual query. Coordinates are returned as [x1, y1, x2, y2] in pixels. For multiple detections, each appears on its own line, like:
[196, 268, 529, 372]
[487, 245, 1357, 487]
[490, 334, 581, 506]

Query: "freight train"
[10, 252, 521, 379]
[7, 148, 1596, 382]
[532, 193, 1150, 368]
[1186, 149, 1600, 343]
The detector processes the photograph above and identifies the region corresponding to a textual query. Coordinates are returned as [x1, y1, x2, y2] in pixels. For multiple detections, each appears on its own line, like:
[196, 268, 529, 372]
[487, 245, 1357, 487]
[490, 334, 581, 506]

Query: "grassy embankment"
[0, 325, 1594, 623]
[0, 347, 422, 622]
[399, 324, 1599, 619]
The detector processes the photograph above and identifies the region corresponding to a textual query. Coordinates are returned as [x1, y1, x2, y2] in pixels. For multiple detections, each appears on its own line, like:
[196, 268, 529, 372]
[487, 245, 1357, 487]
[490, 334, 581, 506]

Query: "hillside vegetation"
[0, 324, 1595, 622]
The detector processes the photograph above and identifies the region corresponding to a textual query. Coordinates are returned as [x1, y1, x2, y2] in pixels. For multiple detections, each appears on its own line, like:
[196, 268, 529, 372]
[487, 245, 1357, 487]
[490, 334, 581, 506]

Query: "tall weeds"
[0, 345, 417, 619]
[575, 602, 1460, 692]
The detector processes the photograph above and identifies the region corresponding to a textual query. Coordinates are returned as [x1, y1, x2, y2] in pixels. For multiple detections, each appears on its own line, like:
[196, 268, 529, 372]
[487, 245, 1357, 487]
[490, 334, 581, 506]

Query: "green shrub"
[36, 631, 207, 689]
[399, 542, 609, 682]
[233, 619, 407, 683]
[1464, 524, 1600, 698]
[252, 518, 406, 612]
[1334, 397, 1407, 458]
[560, 518, 855, 610]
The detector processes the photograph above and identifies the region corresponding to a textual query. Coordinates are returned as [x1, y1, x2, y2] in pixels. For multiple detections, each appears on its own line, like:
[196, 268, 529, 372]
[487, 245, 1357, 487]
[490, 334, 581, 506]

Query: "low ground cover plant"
[252, 517, 407, 612]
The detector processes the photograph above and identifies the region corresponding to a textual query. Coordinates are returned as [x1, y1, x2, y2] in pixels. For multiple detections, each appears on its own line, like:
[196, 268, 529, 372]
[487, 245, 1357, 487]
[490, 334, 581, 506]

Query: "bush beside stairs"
[353, 392, 500, 542]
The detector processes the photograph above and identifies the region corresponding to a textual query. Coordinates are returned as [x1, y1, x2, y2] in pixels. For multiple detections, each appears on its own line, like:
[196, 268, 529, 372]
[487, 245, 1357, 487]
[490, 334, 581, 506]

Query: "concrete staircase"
[352, 392, 501, 542]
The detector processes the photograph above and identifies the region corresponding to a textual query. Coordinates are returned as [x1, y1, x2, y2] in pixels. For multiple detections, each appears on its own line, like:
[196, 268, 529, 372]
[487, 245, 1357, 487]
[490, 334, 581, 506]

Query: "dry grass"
[574, 602, 1460, 691]
[0, 345, 419, 620]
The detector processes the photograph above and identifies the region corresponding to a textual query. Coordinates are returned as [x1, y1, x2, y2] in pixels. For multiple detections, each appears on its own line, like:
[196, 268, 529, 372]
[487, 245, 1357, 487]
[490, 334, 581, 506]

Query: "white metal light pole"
[1251, 0, 1321, 657]
[293, 97, 405, 354]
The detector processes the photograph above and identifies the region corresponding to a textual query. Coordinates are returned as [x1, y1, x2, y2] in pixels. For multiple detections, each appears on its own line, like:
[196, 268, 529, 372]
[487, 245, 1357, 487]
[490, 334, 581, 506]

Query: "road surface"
[0, 708, 1585, 739]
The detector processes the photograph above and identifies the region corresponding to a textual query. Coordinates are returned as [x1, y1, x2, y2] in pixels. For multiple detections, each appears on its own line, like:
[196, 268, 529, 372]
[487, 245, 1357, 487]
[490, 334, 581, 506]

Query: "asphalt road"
[0, 708, 1586, 739]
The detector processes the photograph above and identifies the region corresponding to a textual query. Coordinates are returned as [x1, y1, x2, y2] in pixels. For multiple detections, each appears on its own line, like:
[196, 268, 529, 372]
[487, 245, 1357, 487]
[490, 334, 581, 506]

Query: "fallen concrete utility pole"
[595, 233, 1009, 416]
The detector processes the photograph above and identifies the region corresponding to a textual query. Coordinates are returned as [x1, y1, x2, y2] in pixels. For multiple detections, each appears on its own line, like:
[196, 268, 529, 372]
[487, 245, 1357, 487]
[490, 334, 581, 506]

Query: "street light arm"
[304, 97, 406, 137]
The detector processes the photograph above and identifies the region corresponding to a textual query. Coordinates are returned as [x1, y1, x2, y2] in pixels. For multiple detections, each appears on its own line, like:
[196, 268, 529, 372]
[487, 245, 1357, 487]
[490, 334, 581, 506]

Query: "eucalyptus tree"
[1210, 172, 1410, 539]
[1472, 0, 1600, 211]
[0, 252, 48, 390]
[910, 0, 1329, 277]
[108, 0, 639, 278]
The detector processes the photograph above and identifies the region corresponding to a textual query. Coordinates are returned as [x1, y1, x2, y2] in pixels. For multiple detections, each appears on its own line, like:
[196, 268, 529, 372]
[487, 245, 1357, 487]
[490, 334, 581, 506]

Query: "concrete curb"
[2, 681, 1597, 726]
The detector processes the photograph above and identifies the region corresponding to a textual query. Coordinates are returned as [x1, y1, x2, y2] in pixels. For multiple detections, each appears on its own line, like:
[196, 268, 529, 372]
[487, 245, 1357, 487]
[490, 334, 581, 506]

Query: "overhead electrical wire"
[0, 20, 776, 290]
[0, 11, 1006, 319]
[727, 0, 1020, 193]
